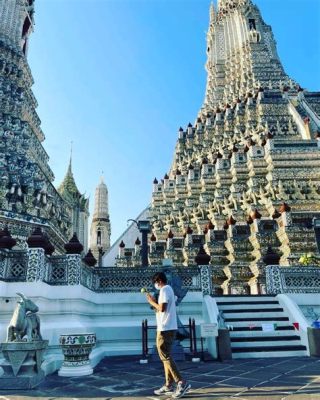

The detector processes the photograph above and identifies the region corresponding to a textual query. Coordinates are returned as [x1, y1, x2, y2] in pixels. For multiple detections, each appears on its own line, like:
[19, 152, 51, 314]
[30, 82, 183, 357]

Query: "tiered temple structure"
[58, 159, 89, 253]
[90, 177, 111, 263]
[117, 0, 320, 293]
[0, 0, 86, 253]
[0, 0, 319, 367]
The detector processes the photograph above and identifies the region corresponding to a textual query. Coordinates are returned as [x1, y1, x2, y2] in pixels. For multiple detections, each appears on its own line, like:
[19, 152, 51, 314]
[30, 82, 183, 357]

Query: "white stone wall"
[0, 281, 204, 374]
[103, 207, 149, 266]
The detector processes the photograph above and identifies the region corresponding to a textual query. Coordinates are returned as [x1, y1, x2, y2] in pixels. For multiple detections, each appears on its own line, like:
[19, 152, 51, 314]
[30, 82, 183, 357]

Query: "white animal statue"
[6, 293, 42, 342]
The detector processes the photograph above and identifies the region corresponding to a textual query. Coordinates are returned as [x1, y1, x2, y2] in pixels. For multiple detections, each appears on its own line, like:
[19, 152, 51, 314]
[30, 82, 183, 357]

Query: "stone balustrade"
[266, 265, 320, 294]
[0, 248, 201, 292]
[1, 248, 319, 295]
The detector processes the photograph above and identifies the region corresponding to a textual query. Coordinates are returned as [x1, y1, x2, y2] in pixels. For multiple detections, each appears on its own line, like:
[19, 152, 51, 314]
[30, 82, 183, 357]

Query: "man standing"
[146, 272, 191, 398]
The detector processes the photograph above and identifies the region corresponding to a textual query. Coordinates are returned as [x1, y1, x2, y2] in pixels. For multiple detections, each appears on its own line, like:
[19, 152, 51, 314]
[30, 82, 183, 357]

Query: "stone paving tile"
[218, 376, 262, 387]
[207, 368, 247, 375]
[251, 383, 301, 392]
[0, 356, 319, 399]
[184, 374, 228, 384]
[184, 381, 212, 390]
[240, 371, 282, 380]
[285, 395, 320, 400]
[199, 384, 247, 397]
[298, 390, 320, 395]
[233, 396, 285, 400]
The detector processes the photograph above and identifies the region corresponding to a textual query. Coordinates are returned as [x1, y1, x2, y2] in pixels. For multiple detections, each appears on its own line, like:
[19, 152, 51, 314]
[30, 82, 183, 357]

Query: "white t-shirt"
[156, 284, 178, 332]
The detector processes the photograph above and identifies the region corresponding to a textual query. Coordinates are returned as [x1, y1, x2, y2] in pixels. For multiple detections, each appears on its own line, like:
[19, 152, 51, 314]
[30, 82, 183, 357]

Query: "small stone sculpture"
[6, 292, 42, 342]
[218, 310, 227, 329]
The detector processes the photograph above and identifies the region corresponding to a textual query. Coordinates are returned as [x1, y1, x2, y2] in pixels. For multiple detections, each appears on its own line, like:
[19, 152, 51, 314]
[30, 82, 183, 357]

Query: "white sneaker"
[154, 385, 174, 396]
[171, 381, 191, 398]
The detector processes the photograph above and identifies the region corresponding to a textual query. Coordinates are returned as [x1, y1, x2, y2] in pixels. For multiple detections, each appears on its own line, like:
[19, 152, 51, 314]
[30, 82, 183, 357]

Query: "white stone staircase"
[215, 296, 308, 359]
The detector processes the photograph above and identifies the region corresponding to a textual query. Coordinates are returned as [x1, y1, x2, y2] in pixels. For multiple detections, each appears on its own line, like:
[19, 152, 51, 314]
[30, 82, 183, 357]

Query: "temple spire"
[147, 0, 320, 293]
[209, 2, 215, 23]
[90, 177, 111, 262]
[68, 141, 73, 173]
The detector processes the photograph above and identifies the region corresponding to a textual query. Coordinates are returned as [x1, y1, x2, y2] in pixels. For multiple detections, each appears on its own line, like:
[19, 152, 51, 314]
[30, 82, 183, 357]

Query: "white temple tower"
[90, 178, 111, 263]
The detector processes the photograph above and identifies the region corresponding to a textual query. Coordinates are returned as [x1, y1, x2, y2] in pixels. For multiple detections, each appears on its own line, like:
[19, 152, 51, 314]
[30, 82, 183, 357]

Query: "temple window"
[97, 230, 101, 245]
[22, 16, 31, 37]
[249, 19, 256, 30]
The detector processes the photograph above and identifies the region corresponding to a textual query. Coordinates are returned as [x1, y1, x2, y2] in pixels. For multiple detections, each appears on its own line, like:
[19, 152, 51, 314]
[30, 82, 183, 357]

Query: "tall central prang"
[0, 0, 89, 253]
[148, 0, 320, 294]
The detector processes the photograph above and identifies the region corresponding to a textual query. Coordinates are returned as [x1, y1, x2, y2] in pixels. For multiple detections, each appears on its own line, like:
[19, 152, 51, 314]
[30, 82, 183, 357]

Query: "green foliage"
[298, 253, 319, 266]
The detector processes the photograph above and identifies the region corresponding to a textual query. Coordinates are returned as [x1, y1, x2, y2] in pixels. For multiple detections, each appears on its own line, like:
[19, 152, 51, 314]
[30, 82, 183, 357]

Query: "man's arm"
[146, 294, 167, 312]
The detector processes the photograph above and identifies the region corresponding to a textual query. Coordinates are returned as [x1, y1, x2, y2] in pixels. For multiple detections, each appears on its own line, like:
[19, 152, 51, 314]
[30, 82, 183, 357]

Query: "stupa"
[117, 0, 320, 294]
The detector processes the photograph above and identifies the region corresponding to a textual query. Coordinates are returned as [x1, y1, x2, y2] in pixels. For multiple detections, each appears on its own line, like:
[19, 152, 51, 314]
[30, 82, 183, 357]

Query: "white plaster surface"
[58, 364, 93, 377]
[201, 295, 218, 359]
[0, 281, 203, 374]
[103, 207, 149, 266]
[276, 293, 312, 355]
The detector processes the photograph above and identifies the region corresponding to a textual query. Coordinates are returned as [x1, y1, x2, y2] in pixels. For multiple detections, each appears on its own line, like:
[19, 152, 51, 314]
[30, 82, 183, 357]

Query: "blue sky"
[28, 0, 320, 245]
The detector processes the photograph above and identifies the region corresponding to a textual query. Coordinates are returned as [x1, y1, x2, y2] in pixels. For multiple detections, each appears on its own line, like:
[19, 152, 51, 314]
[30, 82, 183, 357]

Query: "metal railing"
[141, 318, 197, 359]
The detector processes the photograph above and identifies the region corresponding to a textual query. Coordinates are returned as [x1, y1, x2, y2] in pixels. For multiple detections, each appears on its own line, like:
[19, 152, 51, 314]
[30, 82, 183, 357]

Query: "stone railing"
[2, 248, 320, 295]
[266, 265, 320, 294]
[0, 249, 28, 282]
[0, 248, 202, 293]
[45, 255, 68, 285]
[80, 265, 201, 293]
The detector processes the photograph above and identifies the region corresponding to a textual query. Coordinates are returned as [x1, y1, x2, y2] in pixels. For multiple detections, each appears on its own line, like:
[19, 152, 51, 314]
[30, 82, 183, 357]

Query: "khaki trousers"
[156, 330, 182, 386]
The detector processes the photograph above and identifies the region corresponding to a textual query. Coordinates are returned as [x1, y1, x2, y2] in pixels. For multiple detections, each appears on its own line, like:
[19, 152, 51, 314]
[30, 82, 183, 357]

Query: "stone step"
[232, 344, 307, 353]
[215, 295, 306, 359]
[218, 303, 281, 310]
[216, 300, 279, 306]
[230, 334, 301, 342]
[231, 325, 295, 332]
[232, 349, 309, 359]
[215, 296, 276, 304]
[230, 330, 299, 338]
[225, 316, 289, 323]
[231, 339, 302, 348]
[222, 308, 284, 313]
[223, 311, 285, 319]
[226, 320, 291, 328]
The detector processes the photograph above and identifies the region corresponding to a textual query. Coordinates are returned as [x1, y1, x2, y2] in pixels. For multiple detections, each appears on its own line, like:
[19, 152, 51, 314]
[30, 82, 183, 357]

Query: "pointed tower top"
[67, 145, 72, 176]
[68, 141, 73, 172]
[58, 156, 80, 200]
[98, 174, 107, 189]
[93, 176, 109, 220]
[210, 1, 215, 22]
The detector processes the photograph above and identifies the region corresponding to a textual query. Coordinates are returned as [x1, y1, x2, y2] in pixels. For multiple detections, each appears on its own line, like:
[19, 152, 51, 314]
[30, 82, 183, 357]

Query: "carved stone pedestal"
[0, 340, 48, 389]
[58, 333, 96, 377]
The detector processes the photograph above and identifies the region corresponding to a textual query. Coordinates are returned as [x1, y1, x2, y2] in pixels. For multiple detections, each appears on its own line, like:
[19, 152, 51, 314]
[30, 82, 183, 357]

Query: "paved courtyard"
[0, 356, 319, 400]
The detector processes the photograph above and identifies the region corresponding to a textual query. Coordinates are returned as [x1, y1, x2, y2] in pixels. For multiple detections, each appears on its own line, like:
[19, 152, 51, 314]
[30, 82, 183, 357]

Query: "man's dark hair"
[152, 272, 167, 284]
